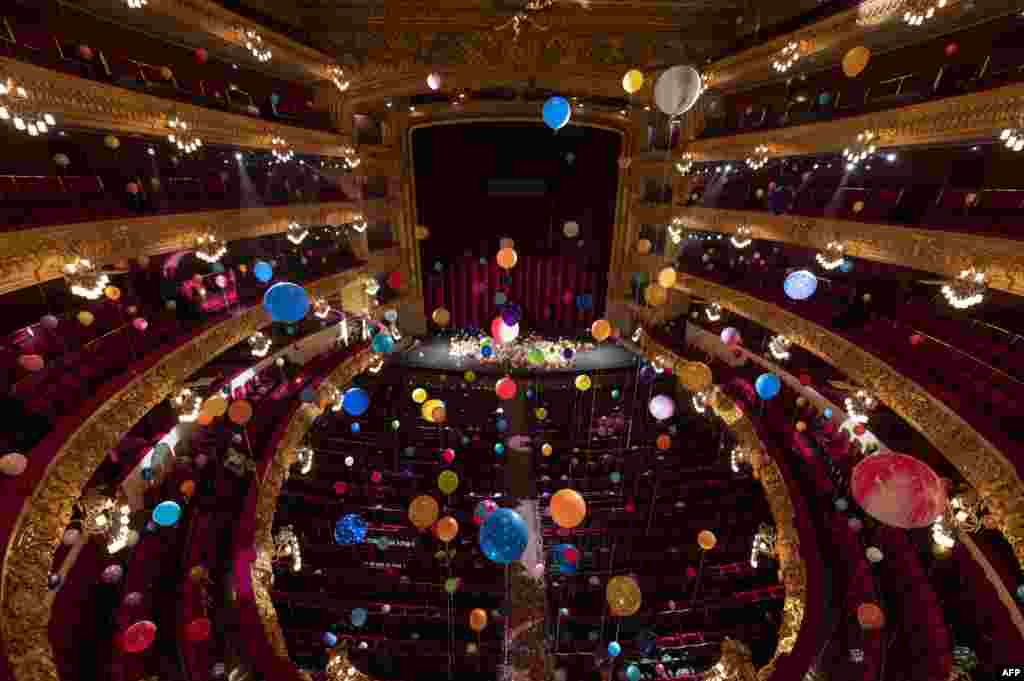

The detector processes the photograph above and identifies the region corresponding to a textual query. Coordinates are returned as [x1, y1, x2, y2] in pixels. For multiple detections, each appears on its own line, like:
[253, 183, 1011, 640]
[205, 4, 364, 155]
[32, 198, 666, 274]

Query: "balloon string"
[624, 358, 641, 451]
[691, 549, 706, 609]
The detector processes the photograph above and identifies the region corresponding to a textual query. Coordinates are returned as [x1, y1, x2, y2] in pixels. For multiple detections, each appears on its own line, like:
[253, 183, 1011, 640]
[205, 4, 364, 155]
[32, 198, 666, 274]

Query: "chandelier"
[730, 225, 753, 249]
[676, 153, 693, 175]
[242, 29, 272, 62]
[730, 445, 748, 472]
[79, 491, 115, 535]
[767, 335, 791, 361]
[167, 116, 202, 154]
[705, 303, 722, 322]
[329, 66, 350, 92]
[0, 78, 57, 136]
[816, 241, 846, 270]
[63, 257, 109, 300]
[692, 391, 708, 414]
[772, 41, 800, 73]
[327, 649, 371, 681]
[106, 501, 133, 554]
[194, 233, 226, 264]
[321, 382, 342, 411]
[364, 277, 380, 296]
[631, 327, 643, 343]
[750, 523, 777, 567]
[313, 297, 331, 319]
[286, 222, 309, 245]
[271, 136, 294, 163]
[294, 446, 314, 475]
[249, 332, 272, 358]
[171, 387, 203, 423]
[941, 267, 986, 309]
[745, 145, 769, 170]
[342, 146, 361, 169]
[668, 217, 684, 245]
[350, 214, 368, 233]
[842, 131, 877, 170]
[1001, 126, 1024, 152]
[903, 0, 946, 26]
[273, 525, 302, 572]
[844, 389, 877, 425]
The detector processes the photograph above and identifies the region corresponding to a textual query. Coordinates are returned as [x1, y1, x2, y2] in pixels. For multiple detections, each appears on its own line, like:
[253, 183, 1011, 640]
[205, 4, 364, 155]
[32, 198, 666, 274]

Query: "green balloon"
[444, 577, 460, 594]
[391, 419, 401, 431]
[611, 388, 621, 400]
[610, 472, 622, 483]
[438, 470, 459, 495]
[528, 348, 545, 365]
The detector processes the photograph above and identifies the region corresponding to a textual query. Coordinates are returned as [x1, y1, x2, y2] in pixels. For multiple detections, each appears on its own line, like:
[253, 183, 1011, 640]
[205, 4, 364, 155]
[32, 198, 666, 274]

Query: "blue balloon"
[1017, 585, 1024, 602]
[610, 472, 622, 484]
[608, 641, 622, 658]
[818, 91, 833, 106]
[384, 309, 398, 322]
[481, 345, 493, 358]
[627, 664, 641, 681]
[342, 387, 370, 416]
[254, 260, 273, 283]
[784, 269, 818, 300]
[839, 259, 854, 273]
[323, 632, 337, 647]
[495, 442, 505, 455]
[495, 291, 508, 306]
[553, 544, 578, 575]
[823, 408, 834, 420]
[350, 422, 361, 433]
[372, 332, 395, 354]
[334, 514, 368, 545]
[496, 418, 508, 432]
[479, 508, 528, 564]
[543, 96, 571, 131]
[152, 500, 181, 527]
[351, 607, 368, 627]
[756, 373, 782, 400]
[263, 282, 311, 323]
[301, 387, 316, 402]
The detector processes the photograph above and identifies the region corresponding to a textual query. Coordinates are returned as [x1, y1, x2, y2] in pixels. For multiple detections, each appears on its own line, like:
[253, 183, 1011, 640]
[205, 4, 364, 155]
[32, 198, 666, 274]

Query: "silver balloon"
[654, 65, 703, 116]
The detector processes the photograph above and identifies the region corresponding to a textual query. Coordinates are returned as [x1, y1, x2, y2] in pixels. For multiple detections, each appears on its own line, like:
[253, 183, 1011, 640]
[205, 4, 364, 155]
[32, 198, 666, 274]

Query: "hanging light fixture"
[194, 233, 227, 263]
[167, 116, 202, 154]
[745, 145, 769, 171]
[106, 502, 133, 554]
[902, 0, 947, 26]
[750, 523, 777, 567]
[767, 335, 791, 361]
[730, 225, 753, 249]
[329, 66, 350, 92]
[844, 389, 877, 425]
[294, 446, 315, 475]
[705, 303, 722, 322]
[842, 131, 877, 170]
[692, 391, 708, 414]
[816, 241, 846, 270]
[271, 136, 294, 163]
[63, 257, 110, 300]
[364, 277, 380, 296]
[249, 332, 272, 358]
[730, 445, 748, 472]
[342, 146, 361, 169]
[772, 41, 801, 73]
[0, 78, 57, 136]
[313, 297, 331, 319]
[171, 387, 203, 423]
[668, 217, 684, 245]
[1000, 126, 1024, 152]
[242, 28, 272, 62]
[79, 491, 115, 535]
[941, 267, 987, 309]
[125, 0, 147, 7]
[350, 214, 368, 233]
[274, 525, 302, 572]
[676, 153, 693, 175]
[286, 222, 309, 245]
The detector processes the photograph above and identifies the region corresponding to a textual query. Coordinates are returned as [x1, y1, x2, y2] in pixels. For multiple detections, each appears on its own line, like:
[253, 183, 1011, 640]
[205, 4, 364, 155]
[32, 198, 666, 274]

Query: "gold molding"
[0, 202, 362, 296]
[686, 82, 1024, 161]
[0, 265, 375, 681]
[0, 57, 350, 155]
[670, 273, 1024, 570]
[650, 206, 1024, 298]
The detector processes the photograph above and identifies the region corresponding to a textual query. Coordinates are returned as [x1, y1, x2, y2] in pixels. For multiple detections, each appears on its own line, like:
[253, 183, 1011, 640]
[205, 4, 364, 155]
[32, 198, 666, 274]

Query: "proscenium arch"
[0, 266, 376, 681]
[665, 271, 1024, 570]
[249, 337, 817, 681]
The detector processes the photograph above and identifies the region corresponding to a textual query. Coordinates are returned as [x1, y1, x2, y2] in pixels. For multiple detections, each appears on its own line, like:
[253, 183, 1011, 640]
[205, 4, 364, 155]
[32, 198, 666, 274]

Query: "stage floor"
[397, 336, 639, 373]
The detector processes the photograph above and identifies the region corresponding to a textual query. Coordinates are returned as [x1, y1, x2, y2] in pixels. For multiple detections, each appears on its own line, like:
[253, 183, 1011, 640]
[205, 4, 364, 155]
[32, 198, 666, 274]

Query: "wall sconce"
[842, 131, 877, 170]
[902, 0, 946, 26]
[772, 41, 801, 73]
[286, 222, 309, 245]
[271, 136, 294, 162]
[273, 525, 302, 572]
[294, 446, 314, 475]
[63, 257, 109, 300]
[171, 387, 203, 423]
[730, 225, 753, 249]
[767, 335, 791, 361]
[242, 28, 272, 62]
[249, 332, 272, 358]
[329, 66, 350, 92]
[705, 303, 722, 322]
[0, 78, 56, 136]
[941, 267, 986, 310]
[676, 153, 693, 175]
[194, 233, 227, 263]
[750, 523, 777, 567]
[816, 241, 846, 270]
[168, 116, 202, 154]
[745, 145, 769, 170]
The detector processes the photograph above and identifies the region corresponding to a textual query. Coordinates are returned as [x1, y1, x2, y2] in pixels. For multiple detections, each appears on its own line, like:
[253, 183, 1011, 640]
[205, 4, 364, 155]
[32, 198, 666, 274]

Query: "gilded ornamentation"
[0, 266, 375, 681]
[671, 273, 1024, 569]
[663, 206, 1024, 297]
[0, 202, 364, 296]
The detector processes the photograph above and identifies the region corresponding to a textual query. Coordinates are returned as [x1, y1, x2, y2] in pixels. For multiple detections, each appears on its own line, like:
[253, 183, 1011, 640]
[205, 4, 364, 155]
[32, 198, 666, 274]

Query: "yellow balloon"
[590, 319, 611, 342]
[203, 395, 228, 417]
[550, 489, 587, 529]
[542, 443, 553, 457]
[438, 470, 459, 495]
[698, 529, 717, 551]
[644, 283, 668, 307]
[622, 69, 644, 94]
[415, 224, 430, 240]
[77, 310, 95, 327]
[104, 286, 122, 301]
[409, 495, 440, 529]
[435, 515, 459, 543]
[575, 374, 592, 391]
[422, 399, 445, 422]
[842, 46, 871, 78]
[637, 239, 652, 255]
[607, 575, 642, 617]
[657, 267, 677, 289]
[464, 370, 477, 382]
[432, 307, 451, 327]
[496, 247, 518, 270]
[412, 388, 428, 404]
[535, 407, 548, 420]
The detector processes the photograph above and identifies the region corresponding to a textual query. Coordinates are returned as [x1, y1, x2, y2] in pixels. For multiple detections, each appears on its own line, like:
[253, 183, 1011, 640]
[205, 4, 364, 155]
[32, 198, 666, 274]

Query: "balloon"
[227, 399, 253, 424]
[254, 261, 273, 283]
[542, 443, 553, 457]
[494, 442, 505, 456]
[153, 501, 182, 527]
[843, 46, 871, 78]
[657, 267, 677, 288]
[501, 303, 522, 327]
[491, 317, 519, 344]
[180, 480, 195, 497]
[637, 238, 652, 255]
[342, 388, 370, 416]
[372, 332, 395, 353]
[755, 373, 781, 400]
[535, 407, 547, 419]
[610, 471, 622, 484]
[627, 665, 642, 681]
[479, 508, 529, 564]
[17, 354, 44, 372]
[851, 451, 947, 529]
[720, 327, 741, 346]
[608, 641, 622, 657]
[542, 96, 571, 131]
[102, 564, 124, 583]
[496, 247, 518, 270]
[474, 499, 498, 526]
[442, 448, 455, 464]
[263, 282, 310, 323]
[469, 608, 488, 632]
[77, 310, 95, 327]
[122, 620, 157, 653]
[496, 377, 518, 400]
[104, 285, 122, 301]
[435, 515, 459, 542]
[865, 546, 884, 563]
[648, 395, 675, 420]
[464, 370, 476, 382]
[622, 69, 644, 94]
[62, 528, 81, 546]
[496, 418, 508, 432]
[563, 221, 579, 238]
[204, 395, 228, 417]
[697, 530, 717, 550]
[654, 65, 703, 116]
[41, 314, 59, 329]
[644, 283, 668, 306]
[132, 318, 148, 331]
[409, 495, 440, 529]
[422, 398, 445, 422]
[656, 434, 671, 450]
[550, 489, 587, 529]
[857, 602, 885, 629]
[186, 618, 211, 642]
[528, 348, 545, 366]
[351, 607, 368, 627]
[606, 575, 642, 616]
[575, 375, 592, 391]
[784, 269, 818, 300]
[104, 134, 120, 149]
[195, 47, 208, 64]
[591, 319, 611, 342]
[427, 72, 442, 90]
[334, 514, 368, 544]
[438, 470, 459, 495]
[323, 632, 338, 647]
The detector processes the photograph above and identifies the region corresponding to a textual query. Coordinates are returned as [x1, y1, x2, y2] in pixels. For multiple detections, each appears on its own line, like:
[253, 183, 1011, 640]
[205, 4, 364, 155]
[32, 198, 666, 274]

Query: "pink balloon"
[122, 620, 157, 653]
[17, 354, 44, 372]
[214, 274, 228, 289]
[126, 182, 139, 195]
[562, 291, 573, 305]
[442, 449, 455, 464]
[132, 318, 148, 331]
[851, 451, 947, 529]
[720, 327, 742, 346]
[334, 481, 348, 495]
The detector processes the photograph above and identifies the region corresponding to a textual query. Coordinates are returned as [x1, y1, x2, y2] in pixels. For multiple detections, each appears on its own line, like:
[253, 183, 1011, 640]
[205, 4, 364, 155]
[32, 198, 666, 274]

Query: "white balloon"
[563, 221, 579, 238]
[427, 73, 442, 90]
[865, 546, 884, 563]
[654, 65, 703, 117]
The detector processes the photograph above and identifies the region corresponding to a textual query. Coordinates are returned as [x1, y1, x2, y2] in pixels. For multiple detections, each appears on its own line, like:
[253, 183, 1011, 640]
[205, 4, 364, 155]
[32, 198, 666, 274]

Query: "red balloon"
[562, 291, 573, 305]
[495, 377, 517, 400]
[563, 546, 580, 563]
[195, 48, 208, 64]
[334, 481, 348, 495]
[625, 500, 636, 513]
[909, 334, 924, 346]
[799, 374, 812, 386]
[122, 620, 157, 653]
[442, 448, 455, 464]
[851, 451, 947, 529]
[371, 471, 382, 484]
[185, 617, 211, 642]
[944, 43, 958, 57]
[387, 271, 403, 289]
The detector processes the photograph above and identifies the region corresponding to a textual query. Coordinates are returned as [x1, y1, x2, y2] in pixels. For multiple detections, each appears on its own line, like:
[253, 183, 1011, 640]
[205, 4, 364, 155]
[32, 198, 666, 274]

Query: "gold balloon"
[535, 407, 548, 420]
[678, 362, 713, 393]
[438, 470, 459, 495]
[842, 46, 871, 78]
[464, 370, 477, 382]
[575, 374, 592, 391]
[657, 267, 677, 289]
[412, 388, 428, 404]
[422, 398, 445, 422]
[435, 515, 459, 543]
[469, 608, 488, 632]
[542, 443, 553, 457]
[77, 310, 95, 326]
[496, 247, 518, 270]
[415, 224, 430, 240]
[622, 69, 644, 94]
[644, 283, 668, 307]
[203, 395, 228, 417]
[606, 575, 642, 616]
[550, 489, 587, 529]
[590, 319, 611, 342]
[432, 307, 451, 327]
[409, 495, 440, 529]
[697, 530, 717, 551]
[636, 239, 652, 255]
[104, 286, 122, 301]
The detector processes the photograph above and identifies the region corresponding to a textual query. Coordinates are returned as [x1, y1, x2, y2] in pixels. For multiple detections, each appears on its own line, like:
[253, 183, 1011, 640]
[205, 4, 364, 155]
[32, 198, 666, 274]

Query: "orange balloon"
[432, 406, 447, 423]
[435, 515, 459, 543]
[644, 283, 668, 307]
[432, 308, 451, 327]
[228, 400, 253, 425]
[656, 434, 671, 450]
[104, 286, 122, 301]
[409, 495, 440, 529]
[496, 247, 518, 270]
[550, 489, 587, 529]
[469, 608, 488, 632]
[857, 602, 885, 630]
[180, 480, 195, 498]
[697, 530, 717, 551]
[590, 319, 611, 342]
[203, 395, 228, 417]
[196, 412, 214, 426]
[636, 239, 652, 255]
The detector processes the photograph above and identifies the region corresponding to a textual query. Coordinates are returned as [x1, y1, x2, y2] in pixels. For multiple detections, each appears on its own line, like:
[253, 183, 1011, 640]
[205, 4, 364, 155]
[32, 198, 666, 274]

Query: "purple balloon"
[649, 394, 676, 420]
[639, 366, 657, 384]
[501, 303, 522, 327]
